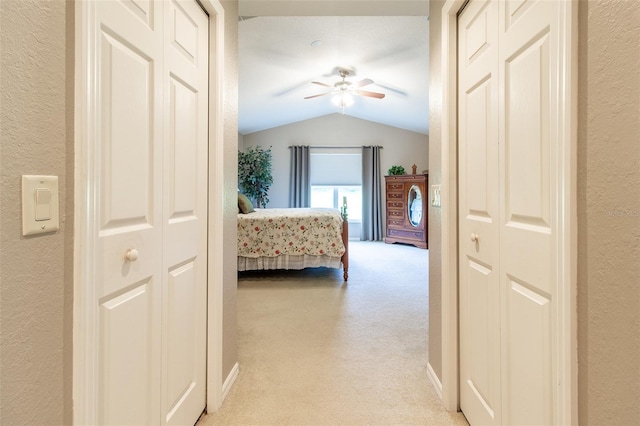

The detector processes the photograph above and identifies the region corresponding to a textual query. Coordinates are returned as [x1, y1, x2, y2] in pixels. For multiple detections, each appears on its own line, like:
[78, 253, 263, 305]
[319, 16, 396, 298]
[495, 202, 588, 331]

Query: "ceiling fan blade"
[374, 83, 408, 97]
[354, 78, 374, 88]
[355, 90, 386, 99]
[304, 92, 331, 99]
[274, 79, 315, 97]
[311, 81, 332, 88]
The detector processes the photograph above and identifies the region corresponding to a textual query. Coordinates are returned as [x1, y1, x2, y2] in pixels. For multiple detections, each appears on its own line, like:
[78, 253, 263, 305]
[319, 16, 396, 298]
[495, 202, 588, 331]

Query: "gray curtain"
[289, 145, 310, 207]
[361, 146, 383, 240]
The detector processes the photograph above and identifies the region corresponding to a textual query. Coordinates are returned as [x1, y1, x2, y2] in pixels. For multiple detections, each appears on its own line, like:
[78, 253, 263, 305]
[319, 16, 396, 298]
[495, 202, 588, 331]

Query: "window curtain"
[289, 145, 310, 207]
[361, 146, 383, 241]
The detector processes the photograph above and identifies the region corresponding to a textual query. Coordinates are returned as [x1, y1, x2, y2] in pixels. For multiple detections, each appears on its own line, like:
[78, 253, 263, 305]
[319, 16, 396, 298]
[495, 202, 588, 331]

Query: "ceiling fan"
[304, 69, 386, 103]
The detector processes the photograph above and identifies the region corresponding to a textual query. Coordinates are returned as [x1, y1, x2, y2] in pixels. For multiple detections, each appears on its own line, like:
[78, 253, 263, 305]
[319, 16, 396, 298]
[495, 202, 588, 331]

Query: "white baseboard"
[222, 362, 239, 402]
[427, 361, 443, 401]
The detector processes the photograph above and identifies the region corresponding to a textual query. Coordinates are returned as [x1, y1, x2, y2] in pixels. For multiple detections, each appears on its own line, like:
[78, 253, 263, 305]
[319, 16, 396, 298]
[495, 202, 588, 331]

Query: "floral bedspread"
[237, 208, 346, 258]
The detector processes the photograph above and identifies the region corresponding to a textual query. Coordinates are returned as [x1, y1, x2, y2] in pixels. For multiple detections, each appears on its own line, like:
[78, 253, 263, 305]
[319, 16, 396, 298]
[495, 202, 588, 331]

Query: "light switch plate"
[431, 184, 441, 207]
[22, 175, 59, 236]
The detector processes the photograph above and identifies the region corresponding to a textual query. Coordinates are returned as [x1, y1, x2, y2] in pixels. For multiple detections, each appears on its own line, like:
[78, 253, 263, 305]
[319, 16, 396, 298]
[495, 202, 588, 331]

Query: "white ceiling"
[238, 15, 430, 135]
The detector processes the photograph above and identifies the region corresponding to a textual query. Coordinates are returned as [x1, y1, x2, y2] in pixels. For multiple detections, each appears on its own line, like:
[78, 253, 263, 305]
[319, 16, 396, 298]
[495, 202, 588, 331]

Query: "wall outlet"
[431, 184, 441, 207]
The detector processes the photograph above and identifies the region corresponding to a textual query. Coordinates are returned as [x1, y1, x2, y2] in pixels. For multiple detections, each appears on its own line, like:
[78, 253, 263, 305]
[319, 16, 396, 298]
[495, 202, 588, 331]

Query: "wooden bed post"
[341, 217, 349, 281]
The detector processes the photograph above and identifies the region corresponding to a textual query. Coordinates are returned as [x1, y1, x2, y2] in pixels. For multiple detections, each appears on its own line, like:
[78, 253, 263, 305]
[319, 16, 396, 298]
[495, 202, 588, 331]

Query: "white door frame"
[72, 0, 226, 422]
[202, 0, 226, 414]
[438, 0, 578, 423]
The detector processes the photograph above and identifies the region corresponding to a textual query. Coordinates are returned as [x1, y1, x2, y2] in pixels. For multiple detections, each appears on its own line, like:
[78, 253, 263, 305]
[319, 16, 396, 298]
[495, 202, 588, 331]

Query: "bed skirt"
[237, 254, 342, 272]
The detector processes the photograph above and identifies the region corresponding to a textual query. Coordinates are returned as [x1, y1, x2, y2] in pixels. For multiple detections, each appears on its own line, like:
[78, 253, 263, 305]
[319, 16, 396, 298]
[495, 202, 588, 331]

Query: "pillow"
[238, 193, 255, 214]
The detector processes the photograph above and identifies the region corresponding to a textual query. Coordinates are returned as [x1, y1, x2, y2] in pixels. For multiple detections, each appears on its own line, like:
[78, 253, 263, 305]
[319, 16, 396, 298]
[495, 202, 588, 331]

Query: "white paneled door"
[458, 0, 501, 424]
[92, 1, 208, 424]
[459, 0, 564, 424]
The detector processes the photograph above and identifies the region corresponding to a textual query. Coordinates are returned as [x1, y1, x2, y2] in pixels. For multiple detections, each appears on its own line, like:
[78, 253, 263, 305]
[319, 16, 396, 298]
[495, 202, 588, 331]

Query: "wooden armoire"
[384, 174, 428, 249]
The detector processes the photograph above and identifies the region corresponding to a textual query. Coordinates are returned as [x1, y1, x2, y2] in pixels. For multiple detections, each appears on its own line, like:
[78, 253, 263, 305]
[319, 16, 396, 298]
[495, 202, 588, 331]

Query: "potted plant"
[388, 165, 406, 176]
[238, 146, 273, 208]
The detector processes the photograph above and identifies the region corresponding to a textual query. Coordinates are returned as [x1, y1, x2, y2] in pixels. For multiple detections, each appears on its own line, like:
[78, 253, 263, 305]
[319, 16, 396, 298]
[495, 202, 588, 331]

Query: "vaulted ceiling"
[238, 14, 430, 135]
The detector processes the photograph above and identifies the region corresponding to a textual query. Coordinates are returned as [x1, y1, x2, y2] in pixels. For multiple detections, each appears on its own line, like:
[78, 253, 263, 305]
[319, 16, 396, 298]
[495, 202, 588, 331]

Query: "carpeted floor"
[198, 241, 468, 426]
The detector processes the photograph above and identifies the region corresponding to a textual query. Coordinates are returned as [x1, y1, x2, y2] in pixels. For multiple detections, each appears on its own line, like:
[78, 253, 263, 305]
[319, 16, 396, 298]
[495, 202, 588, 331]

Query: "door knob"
[125, 248, 139, 262]
[470, 233, 479, 243]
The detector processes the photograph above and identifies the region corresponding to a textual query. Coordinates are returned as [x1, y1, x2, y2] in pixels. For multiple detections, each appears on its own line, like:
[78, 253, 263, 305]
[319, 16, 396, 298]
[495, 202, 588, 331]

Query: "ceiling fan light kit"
[332, 93, 354, 108]
[304, 68, 385, 110]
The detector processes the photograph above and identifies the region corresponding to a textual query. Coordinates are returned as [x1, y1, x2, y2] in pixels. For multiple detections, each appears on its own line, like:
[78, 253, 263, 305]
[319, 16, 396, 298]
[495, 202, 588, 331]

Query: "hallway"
[199, 241, 467, 425]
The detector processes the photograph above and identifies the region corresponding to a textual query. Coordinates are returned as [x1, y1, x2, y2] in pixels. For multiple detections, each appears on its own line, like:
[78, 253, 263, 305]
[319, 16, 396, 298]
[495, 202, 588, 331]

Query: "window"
[309, 151, 362, 222]
[310, 185, 362, 222]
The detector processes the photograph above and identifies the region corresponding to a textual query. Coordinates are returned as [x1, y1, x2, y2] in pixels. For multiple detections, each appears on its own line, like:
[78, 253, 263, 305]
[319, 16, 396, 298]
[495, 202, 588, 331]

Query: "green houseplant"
[388, 165, 406, 176]
[238, 146, 273, 208]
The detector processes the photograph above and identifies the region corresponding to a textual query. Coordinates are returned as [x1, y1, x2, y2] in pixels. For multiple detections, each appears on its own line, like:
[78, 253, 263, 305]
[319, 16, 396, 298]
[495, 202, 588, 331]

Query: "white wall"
[242, 113, 429, 209]
[221, 0, 239, 384]
[238, 132, 245, 152]
[239, 0, 429, 16]
[427, 0, 445, 381]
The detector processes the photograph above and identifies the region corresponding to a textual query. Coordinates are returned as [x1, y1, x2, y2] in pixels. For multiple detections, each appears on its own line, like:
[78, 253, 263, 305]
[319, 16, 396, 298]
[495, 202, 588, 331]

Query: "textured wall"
[63, 4, 75, 423]
[0, 0, 71, 424]
[577, 0, 640, 423]
[427, 0, 444, 382]
[242, 114, 429, 209]
[222, 0, 240, 381]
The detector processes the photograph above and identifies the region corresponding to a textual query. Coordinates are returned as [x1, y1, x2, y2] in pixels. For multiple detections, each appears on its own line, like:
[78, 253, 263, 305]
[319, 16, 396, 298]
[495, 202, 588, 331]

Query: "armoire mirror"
[408, 184, 422, 227]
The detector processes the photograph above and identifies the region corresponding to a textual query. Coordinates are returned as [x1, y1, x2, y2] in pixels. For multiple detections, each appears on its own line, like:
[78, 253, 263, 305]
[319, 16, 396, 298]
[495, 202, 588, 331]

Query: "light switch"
[431, 184, 442, 208]
[22, 175, 59, 236]
[35, 188, 52, 220]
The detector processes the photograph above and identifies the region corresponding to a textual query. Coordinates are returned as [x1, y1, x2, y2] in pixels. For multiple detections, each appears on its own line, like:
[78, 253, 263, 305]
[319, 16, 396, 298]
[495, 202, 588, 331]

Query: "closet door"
[91, 1, 208, 424]
[498, 0, 561, 423]
[459, 0, 565, 424]
[161, 1, 209, 425]
[458, 1, 501, 424]
[94, 1, 164, 423]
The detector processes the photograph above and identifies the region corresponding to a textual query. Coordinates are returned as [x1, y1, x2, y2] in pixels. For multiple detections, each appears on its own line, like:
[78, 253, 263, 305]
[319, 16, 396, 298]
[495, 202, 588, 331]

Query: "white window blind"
[310, 152, 362, 185]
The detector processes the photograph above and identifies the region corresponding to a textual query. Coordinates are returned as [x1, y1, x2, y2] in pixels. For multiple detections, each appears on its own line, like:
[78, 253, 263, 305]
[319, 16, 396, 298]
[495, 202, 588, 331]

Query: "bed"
[237, 207, 349, 280]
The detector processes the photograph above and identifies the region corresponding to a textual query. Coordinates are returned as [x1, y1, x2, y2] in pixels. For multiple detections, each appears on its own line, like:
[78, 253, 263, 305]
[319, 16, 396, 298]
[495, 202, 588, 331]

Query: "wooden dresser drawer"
[387, 201, 404, 209]
[387, 219, 404, 228]
[387, 228, 425, 241]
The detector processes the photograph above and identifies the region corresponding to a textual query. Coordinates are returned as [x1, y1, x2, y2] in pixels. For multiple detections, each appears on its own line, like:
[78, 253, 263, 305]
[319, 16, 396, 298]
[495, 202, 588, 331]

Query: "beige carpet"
[198, 241, 468, 426]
